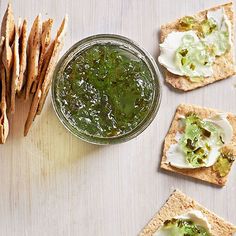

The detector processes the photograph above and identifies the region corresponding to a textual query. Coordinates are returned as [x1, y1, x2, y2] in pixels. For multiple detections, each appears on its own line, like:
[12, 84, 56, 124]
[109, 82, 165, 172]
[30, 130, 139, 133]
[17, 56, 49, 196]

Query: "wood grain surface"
[0, 0, 236, 235]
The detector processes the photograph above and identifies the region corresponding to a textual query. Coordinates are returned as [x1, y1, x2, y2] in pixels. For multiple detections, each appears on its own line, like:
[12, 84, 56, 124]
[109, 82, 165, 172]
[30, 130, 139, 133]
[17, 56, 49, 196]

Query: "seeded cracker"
[139, 190, 236, 236]
[10, 21, 20, 113]
[37, 15, 68, 115]
[160, 2, 235, 91]
[17, 19, 27, 94]
[25, 14, 42, 100]
[31, 18, 53, 93]
[0, 36, 9, 143]
[1, 3, 15, 106]
[161, 104, 236, 186]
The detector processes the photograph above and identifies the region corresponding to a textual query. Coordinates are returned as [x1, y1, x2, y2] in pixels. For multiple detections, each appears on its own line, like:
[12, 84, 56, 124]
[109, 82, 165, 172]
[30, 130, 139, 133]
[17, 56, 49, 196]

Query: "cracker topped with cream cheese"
[139, 190, 236, 236]
[158, 2, 235, 91]
[161, 104, 236, 186]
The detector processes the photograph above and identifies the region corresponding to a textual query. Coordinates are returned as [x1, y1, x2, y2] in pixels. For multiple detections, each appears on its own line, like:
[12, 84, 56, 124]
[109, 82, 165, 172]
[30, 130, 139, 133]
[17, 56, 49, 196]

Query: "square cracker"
[160, 2, 235, 91]
[161, 104, 236, 186]
[139, 190, 236, 236]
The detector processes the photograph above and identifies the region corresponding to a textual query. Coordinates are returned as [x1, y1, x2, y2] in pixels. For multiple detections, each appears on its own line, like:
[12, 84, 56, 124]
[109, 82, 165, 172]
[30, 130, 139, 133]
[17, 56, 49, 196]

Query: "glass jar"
[51, 34, 162, 144]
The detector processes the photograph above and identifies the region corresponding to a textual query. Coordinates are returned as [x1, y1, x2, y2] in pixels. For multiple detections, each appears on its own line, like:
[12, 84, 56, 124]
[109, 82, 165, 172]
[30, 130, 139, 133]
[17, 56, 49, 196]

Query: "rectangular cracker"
[0, 36, 9, 144]
[25, 14, 42, 100]
[16, 19, 27, 94]
[2, 39, 12, 107]
[160, 2, 235, 91]
[0, 66, 9, 144]
[37, 15, 68, 115]
[10, 21, 20, 113]
[31, 18, 53, 93]
[1, 3, 15, 107]
[139, 190, 236, 236]
[1, 3, 15, 45]
[161, 104, 236, 186]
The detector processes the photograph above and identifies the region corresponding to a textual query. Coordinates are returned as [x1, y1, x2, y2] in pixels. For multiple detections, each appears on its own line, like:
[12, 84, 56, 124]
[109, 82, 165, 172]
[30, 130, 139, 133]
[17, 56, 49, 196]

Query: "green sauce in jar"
[55, 43, 155, 138]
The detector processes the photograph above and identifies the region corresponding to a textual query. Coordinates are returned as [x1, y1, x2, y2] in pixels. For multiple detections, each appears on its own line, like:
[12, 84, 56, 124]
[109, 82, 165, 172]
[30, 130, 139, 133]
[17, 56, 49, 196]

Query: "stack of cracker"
[0, 3, 68, 143]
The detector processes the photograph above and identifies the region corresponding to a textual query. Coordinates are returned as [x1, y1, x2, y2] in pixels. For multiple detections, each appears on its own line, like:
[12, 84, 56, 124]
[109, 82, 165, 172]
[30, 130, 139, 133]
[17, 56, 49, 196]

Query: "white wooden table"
[1, 0, 236, 235]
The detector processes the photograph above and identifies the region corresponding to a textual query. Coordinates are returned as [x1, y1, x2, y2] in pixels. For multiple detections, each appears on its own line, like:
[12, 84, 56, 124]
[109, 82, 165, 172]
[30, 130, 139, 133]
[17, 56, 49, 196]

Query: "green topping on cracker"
[213, 151, 235, 177]
[179, 114, 223, 167]
[159, 218, 210, 236]
[175, 11, 231, 79]
[175, 35, 215, 79]
[199, 19, 218, 37]
[179, 16, 198, 31]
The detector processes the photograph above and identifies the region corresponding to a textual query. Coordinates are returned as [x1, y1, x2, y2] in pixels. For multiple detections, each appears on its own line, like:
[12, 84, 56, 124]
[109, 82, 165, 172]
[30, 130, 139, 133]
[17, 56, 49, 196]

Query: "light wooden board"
[0, 0, 236, 235]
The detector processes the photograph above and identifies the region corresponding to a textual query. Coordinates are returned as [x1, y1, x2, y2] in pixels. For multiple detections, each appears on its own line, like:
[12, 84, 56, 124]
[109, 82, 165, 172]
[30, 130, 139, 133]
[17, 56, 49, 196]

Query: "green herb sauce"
[179, 114, 223, 167]
[55, 44, 154, 138]
[178, 16, 217, 38]
[213, 152, 235, 177]
[176, 11, 231, 82]
[157, 218, 210, 236]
